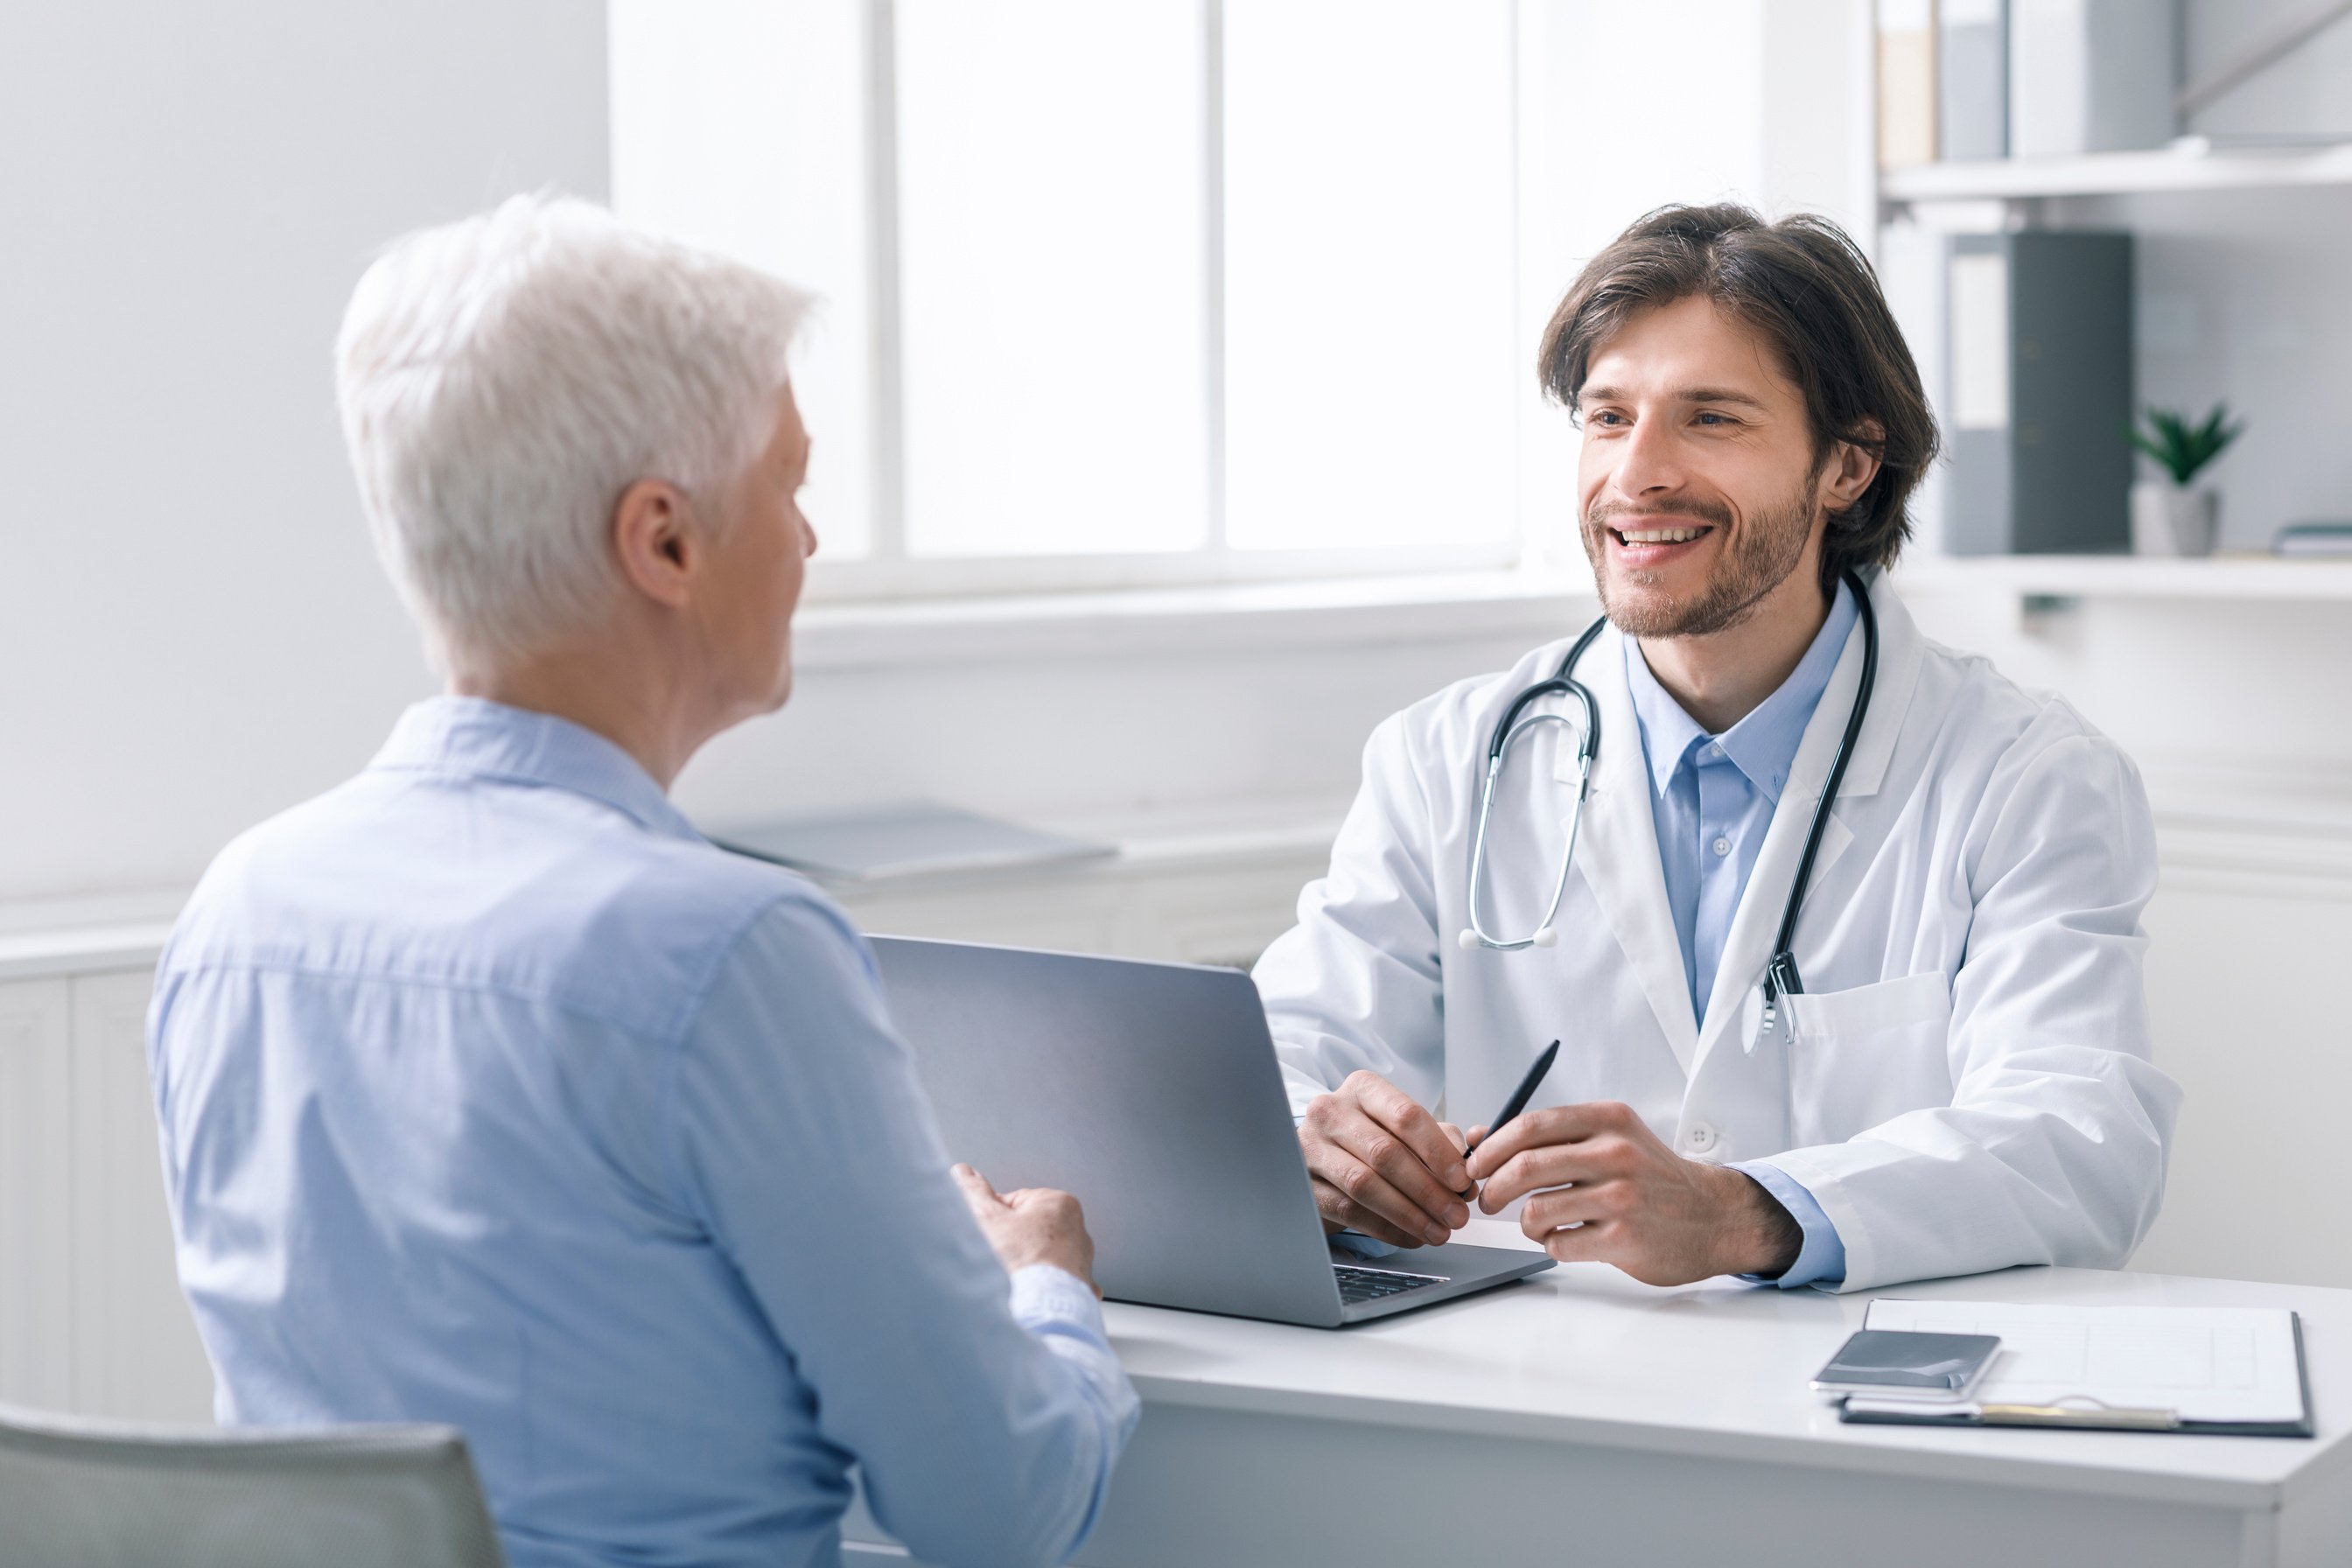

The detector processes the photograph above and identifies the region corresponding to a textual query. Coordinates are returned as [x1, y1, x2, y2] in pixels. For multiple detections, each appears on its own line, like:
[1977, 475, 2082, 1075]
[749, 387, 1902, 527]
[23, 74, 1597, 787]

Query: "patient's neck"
[454, 637, 710, 791]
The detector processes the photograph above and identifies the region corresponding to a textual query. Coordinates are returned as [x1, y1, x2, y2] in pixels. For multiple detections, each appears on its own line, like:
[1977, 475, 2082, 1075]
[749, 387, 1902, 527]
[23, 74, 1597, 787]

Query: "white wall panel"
[0, 979, 74, 1410]
[2131, 871, 2352, 1289]
[68, 970, 214, 1423]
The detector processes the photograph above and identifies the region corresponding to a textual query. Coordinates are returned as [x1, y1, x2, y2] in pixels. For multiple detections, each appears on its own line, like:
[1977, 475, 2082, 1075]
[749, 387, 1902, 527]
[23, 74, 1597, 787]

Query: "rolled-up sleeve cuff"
[1007, 1264, 1142, 1466]
[1731, 1159, 1847, 1290]
[1009, 1264, 1109, 1339]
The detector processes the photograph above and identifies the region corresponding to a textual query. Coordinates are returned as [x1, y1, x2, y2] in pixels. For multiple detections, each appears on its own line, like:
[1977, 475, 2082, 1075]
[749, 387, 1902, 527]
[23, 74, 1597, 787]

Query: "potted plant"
[2127, 403, 2242, 556]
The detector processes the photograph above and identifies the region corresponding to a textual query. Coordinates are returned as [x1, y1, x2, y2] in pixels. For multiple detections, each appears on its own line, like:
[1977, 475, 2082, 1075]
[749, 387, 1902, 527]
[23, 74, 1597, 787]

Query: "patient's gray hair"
[336, 194, 813, 676]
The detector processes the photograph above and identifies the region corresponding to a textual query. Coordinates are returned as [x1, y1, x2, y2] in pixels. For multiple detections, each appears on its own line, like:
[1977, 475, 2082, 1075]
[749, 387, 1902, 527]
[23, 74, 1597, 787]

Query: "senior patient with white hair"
[146, 195, 1136, 1568]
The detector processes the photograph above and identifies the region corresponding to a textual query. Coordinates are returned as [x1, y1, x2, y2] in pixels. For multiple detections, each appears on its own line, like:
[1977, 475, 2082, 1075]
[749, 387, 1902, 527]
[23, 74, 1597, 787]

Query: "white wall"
[0, 0, 607, 906]
[2186, 0, 2352, 144]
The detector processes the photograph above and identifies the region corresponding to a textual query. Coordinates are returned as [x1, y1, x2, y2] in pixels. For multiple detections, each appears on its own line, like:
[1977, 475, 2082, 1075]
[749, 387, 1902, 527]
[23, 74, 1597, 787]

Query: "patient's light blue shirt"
[150, 697, 1137, 1568]
[1622, 583, 1858, 1290]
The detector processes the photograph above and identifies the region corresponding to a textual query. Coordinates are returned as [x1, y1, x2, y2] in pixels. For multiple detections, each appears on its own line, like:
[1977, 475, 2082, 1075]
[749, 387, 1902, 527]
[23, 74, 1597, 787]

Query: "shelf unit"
[1880, 143, 2352, 206]
[1877, 139, 2352, 570]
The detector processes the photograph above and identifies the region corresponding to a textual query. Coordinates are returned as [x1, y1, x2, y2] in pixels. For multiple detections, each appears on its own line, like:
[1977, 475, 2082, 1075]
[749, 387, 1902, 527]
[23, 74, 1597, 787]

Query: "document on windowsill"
[1838, 1299, 2313, 1438]
[710, 802, 1116, 886]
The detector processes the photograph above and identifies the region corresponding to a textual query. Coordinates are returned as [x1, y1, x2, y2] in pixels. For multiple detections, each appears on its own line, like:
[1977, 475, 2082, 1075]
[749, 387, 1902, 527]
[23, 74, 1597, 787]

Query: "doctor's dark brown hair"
[1538, 203, 1941, 593]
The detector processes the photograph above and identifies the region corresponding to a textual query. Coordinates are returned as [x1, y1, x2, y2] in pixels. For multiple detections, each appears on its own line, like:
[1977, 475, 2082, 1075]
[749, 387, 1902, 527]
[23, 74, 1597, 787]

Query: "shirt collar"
[368, 696, 704, 843]
[1622, 578, 1859, 805]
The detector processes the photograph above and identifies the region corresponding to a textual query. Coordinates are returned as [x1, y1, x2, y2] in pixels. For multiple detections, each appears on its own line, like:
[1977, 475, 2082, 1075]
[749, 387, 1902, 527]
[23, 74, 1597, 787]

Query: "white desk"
[846, 1220, 2352, 1567]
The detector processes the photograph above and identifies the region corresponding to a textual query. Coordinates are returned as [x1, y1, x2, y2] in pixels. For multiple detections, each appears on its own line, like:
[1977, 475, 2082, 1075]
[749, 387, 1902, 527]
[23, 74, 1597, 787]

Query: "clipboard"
[1836, 1300, 2315, 1438]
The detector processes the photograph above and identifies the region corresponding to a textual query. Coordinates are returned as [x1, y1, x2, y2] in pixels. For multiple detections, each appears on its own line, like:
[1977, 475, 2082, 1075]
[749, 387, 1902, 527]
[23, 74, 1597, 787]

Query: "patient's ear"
[611, 478, 696, 608]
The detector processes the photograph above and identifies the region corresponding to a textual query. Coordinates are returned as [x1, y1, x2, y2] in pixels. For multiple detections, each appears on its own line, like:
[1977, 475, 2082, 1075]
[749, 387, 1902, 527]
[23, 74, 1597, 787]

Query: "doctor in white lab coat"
[1256, 204, 2180, 1294]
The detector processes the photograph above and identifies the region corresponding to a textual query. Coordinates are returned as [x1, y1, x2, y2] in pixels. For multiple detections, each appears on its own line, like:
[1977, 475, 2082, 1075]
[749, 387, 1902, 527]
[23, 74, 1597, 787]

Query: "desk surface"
[1102, 1218, 2352, 1512]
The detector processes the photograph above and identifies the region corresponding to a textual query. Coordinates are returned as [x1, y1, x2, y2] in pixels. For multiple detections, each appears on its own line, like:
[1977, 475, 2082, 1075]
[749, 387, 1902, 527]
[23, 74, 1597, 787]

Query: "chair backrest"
[0, 1404, 507, 1568]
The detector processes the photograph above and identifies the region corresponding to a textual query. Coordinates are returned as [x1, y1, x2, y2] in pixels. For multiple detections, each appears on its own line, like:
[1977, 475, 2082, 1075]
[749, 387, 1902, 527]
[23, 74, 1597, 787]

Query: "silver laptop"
[870, 937, 1554, 1327]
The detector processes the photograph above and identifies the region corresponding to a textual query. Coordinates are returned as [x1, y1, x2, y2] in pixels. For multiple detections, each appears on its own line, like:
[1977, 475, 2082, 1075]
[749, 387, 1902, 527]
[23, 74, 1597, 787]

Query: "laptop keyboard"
[1334, 1264, 1447, 1305]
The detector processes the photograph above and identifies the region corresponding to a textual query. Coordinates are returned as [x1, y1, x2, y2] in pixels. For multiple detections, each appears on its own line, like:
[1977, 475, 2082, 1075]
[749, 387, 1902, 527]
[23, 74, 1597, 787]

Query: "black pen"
[1474, 1040, 1559, 1159]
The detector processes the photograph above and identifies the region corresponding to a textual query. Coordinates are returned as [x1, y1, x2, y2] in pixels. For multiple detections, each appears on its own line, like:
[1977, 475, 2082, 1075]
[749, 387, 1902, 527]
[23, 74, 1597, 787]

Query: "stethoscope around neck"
[1457, 567, 1881, 1031]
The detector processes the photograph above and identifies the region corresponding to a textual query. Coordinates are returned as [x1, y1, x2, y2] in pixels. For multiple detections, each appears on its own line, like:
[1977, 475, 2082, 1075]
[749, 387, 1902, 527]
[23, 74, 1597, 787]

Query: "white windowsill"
[0, 798, 1354, 983]
[794, 547, 2352, 674]
[6, 763, 2346, 982]
[0, 905, 182, 983]
[792, 570, 1601, 671]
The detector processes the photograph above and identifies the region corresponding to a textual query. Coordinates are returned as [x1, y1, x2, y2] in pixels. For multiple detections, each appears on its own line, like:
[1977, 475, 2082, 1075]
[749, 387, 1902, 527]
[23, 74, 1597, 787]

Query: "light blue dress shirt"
[1622, 582, 1858, 1290]
[149, 697, 1138, 1568]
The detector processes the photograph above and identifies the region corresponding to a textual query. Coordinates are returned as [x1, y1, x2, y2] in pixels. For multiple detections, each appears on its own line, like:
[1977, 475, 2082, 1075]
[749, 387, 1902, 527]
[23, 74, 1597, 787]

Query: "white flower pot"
[2131, 481, 2218, 557]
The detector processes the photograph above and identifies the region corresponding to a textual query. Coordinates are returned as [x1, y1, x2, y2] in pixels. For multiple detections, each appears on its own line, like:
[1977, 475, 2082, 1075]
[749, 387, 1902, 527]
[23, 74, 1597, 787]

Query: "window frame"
[800, 0, 1532, 605]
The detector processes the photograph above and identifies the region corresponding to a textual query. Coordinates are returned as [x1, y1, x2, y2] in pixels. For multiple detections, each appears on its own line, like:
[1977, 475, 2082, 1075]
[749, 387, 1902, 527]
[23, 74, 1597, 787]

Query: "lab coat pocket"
[1782, 972, 1953, 1144]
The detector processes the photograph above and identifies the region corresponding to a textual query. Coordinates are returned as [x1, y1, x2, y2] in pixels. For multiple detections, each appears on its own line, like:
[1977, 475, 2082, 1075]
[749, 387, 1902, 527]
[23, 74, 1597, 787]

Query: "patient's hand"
[953, 1164, 1101, 1297]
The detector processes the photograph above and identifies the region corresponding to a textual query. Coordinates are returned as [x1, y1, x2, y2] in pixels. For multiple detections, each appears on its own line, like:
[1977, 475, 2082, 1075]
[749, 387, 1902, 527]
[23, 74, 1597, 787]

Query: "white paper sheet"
[1861, 1299, 2304, 1425]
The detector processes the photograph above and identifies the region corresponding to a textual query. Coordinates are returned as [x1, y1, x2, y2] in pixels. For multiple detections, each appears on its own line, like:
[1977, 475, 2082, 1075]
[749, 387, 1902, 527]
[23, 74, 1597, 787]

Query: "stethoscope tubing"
[1762, 570, 1879, 1026]
[1459, 618, 1606, 952]
[1460, 568, 1880, 1023]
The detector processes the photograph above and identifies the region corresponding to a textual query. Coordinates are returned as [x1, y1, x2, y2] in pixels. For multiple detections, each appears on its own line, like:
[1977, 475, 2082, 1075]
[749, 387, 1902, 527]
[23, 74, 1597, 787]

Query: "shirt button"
[1711, 836, 1732, 857]
[1684, 1121, 1718, 1153]
[1705, 743, 1724, 760]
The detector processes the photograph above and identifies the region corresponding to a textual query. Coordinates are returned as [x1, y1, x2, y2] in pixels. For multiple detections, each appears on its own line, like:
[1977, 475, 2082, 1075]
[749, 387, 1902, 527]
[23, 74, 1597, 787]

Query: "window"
[1221, 3, 1517, 556]
[610, 3, 1787, 599]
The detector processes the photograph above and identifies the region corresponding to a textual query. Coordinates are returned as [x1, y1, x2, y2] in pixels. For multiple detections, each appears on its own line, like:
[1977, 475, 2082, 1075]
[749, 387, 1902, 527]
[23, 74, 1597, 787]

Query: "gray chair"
[0, 1403, 506, 1568]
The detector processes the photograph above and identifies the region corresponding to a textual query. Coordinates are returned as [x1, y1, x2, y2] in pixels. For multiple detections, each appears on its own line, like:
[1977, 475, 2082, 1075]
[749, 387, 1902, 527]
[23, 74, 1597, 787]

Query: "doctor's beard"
[1581, 482, 1818, 640]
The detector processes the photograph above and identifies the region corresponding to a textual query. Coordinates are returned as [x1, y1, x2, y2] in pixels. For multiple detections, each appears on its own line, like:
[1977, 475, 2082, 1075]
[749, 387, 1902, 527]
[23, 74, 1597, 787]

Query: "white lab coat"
[1255, 572, 2181, 1292]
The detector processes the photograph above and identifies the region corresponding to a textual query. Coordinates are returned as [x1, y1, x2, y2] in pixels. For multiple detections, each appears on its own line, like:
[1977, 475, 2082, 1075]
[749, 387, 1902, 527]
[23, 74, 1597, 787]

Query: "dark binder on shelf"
[1943, 229, 2134, 556]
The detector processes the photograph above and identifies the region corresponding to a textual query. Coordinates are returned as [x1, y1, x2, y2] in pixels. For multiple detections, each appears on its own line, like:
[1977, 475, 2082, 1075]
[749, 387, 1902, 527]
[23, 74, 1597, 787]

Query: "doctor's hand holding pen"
[1465, 1103, 1802, 1286]
[1300, 1066, 1802, 1284]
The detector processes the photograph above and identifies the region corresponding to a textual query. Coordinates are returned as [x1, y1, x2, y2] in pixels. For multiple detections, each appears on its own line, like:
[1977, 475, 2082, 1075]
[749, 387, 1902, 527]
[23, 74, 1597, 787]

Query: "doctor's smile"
[1594, 507, 1722, 559]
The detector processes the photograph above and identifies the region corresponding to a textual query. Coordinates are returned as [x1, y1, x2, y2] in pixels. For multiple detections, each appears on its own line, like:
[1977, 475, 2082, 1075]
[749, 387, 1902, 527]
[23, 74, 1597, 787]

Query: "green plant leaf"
[2132, 402, 2244, 486]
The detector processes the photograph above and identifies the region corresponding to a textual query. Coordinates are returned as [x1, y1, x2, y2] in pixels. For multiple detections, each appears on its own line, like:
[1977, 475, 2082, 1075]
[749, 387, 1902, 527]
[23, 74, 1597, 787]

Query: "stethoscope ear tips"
[1456, 929, 1481, 951]
[1532, 928, 1559, 948]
